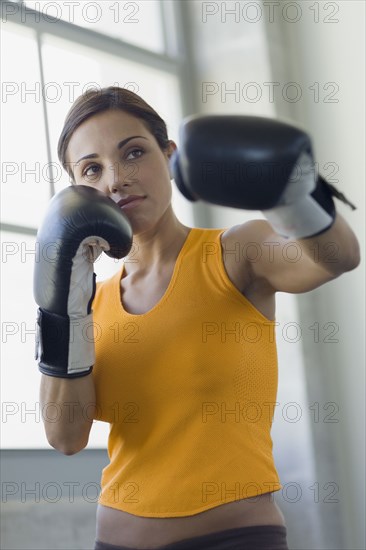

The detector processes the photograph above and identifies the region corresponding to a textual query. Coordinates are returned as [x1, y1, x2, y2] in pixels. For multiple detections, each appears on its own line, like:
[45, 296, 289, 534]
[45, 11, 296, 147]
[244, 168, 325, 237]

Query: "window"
[24, 1, 166, 53]
[1, 0, 192, 448]
[1, 24, 51, 227]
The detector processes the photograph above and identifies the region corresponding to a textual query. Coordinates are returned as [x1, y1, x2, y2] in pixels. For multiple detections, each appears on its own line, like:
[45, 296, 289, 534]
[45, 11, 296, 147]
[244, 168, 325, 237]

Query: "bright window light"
[1, 24, 51, 227]
[24, 0, 165, 53]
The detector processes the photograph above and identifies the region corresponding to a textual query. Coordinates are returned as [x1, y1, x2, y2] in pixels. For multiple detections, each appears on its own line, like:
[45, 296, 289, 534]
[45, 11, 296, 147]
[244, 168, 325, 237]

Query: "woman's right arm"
[33, 186, 132, 454]
[40, 373, 96, 455]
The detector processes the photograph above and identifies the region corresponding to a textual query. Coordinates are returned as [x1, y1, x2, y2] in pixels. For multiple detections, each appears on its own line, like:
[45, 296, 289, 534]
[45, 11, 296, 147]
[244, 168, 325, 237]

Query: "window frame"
[1, 0, 197, 238]
[0, 0, 198, 449]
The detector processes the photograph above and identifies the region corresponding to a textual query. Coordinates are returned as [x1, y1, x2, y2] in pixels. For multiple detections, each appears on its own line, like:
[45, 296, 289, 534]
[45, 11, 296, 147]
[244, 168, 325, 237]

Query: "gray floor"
[0, 449, 344, 550]
[1, 449, 105, 550]
[1, 499, 97, 550]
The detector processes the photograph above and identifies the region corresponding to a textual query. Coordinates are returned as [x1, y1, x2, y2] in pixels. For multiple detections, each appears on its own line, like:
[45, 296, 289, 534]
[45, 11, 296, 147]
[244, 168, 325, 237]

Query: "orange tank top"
[92, 227, 282, 517]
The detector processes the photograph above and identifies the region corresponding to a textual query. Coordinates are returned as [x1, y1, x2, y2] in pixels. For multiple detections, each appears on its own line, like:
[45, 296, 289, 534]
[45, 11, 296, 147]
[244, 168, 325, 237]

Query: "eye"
[126, 148, 144, 160]
[82, 164, 101, 178]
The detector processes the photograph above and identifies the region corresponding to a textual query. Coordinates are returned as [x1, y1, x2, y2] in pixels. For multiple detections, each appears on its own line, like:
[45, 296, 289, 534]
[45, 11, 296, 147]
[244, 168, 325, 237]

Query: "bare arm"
[296, 212, 361, 276]
[40, 373, 96, 455]
[222, 212, 360, 294]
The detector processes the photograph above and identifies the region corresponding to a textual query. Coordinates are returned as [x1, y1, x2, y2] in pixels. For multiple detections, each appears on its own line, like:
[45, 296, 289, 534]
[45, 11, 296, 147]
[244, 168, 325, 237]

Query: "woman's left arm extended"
[171, 114, 361, 293]
[296, 211, 360, 276]
[221, 212, 360, 295]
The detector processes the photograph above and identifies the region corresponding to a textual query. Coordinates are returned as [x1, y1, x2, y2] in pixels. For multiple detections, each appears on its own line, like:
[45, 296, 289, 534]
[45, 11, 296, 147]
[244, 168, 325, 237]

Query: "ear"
[166, 141, 178, 179]
[166, 140, 177, 158]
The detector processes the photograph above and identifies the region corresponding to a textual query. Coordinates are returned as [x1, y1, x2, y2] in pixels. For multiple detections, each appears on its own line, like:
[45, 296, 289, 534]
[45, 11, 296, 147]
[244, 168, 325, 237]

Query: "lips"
[117, 195, 145, 208]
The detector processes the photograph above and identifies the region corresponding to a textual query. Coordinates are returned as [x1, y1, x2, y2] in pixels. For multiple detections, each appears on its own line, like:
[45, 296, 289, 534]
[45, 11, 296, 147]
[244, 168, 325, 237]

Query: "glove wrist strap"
[264, 175, 356, 240]
[36, 308, 95, 378]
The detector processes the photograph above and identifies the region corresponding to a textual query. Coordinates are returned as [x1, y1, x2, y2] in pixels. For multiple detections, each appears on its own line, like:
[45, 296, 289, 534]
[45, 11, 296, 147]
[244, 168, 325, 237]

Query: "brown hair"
[57, 86, 170, 182]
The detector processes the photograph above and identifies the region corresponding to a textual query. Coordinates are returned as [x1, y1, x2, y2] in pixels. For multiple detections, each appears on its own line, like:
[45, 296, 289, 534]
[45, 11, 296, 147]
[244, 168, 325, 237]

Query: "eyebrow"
[75, 135, 148, 165]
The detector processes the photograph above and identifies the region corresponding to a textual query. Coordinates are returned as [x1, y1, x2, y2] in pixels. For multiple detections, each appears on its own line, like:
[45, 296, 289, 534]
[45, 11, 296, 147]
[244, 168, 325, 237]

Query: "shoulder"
[221, 219, 273, 246]
[220, 220, 272, 293]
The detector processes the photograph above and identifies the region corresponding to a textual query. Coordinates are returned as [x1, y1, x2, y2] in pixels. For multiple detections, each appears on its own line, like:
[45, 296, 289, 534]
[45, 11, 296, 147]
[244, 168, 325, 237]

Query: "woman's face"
[65, 109, 177, 234]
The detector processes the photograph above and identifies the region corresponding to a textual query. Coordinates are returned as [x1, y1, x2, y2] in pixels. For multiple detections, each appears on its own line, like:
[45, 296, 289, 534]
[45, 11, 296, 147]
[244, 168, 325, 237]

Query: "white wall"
[183, 1, 365, 549]
[264, 2, 365, 548]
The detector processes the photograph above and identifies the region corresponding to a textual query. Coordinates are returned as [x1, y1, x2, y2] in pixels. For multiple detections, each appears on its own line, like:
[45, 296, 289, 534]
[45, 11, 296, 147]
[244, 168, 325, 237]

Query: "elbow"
[344, 243, 361, 272]
[44, 420, 92, 456]
[346, 229, 362, 271]
[326, 242, 361, 277]
[59, 446, 84, 456]
[47, 436, 88, 456]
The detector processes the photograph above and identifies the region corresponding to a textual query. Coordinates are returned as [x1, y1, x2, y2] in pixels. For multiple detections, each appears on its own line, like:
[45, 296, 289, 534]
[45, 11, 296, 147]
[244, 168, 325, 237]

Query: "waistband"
[94, 524, 289, 550]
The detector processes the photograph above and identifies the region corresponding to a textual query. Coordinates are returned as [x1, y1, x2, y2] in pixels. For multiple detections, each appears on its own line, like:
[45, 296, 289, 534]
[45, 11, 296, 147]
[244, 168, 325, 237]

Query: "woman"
[38, 87, 360, 550]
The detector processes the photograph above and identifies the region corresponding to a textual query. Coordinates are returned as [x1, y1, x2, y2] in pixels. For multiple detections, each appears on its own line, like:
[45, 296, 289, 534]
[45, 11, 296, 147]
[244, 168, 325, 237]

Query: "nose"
[106, 160, 137, 195]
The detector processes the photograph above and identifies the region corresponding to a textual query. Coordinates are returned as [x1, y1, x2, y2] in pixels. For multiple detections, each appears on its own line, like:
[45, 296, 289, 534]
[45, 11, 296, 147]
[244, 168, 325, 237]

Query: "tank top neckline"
[117, 227, 197, 317]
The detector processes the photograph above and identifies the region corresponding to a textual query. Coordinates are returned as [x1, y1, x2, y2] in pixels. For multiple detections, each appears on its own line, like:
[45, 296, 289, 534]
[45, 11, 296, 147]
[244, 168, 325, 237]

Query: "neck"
[124, 206, 191, 275]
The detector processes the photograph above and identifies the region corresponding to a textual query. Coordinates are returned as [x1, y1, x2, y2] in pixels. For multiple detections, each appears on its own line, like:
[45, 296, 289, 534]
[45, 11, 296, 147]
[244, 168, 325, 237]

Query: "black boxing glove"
[170, 115, 356, 239]
[34, 185, 133, 378]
